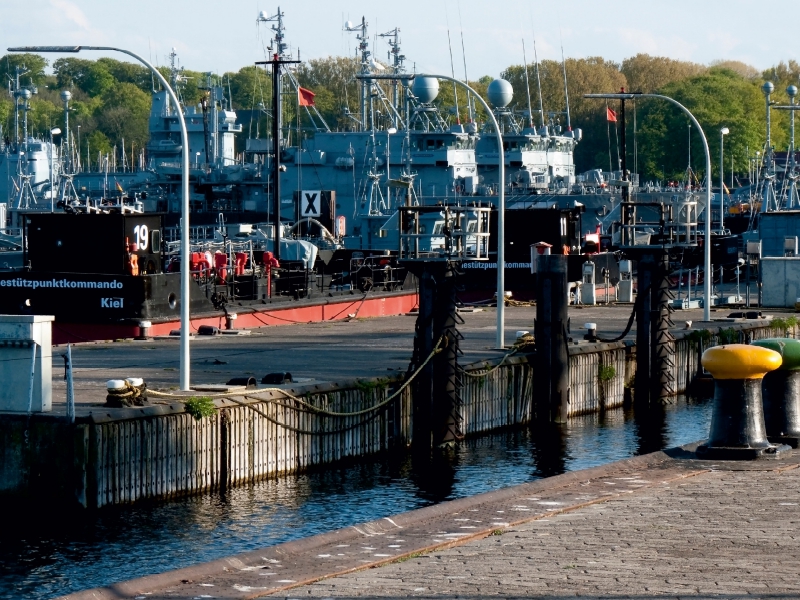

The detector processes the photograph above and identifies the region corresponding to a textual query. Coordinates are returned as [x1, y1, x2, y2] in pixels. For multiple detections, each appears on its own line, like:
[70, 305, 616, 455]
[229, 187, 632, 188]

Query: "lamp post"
[357, 72, 506, 347]
[585, 92, 713, 321]
[9, 45, 192, 390]
[386, 126, 397, 202]
[720, 127, 729, 233]
[60, 90, 71, 173]
[49, 127, 61, 212]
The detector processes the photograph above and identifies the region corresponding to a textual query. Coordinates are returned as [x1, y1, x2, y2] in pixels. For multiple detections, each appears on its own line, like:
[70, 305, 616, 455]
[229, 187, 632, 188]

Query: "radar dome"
[412, 77, 439, 103]
[487, 79, 513, 108]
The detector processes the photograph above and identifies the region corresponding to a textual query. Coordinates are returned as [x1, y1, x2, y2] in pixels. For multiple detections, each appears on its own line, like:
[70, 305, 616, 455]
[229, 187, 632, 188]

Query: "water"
[0, 398, 711, 600]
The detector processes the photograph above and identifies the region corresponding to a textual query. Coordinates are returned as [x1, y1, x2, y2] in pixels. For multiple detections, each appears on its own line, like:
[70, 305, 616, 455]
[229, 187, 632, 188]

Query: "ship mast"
[256, 7, 299, 259]
[378, 27, 405, 129]
[345, 17, 371, 131]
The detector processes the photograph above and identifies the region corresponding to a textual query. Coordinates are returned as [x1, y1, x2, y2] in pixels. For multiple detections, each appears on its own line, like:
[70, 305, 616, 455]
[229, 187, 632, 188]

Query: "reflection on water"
[0, 397, 711, 600]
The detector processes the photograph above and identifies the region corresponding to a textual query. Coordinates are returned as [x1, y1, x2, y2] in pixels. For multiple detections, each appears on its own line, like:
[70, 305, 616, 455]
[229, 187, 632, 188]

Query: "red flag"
[298, 87, 316, 107]
[606, 107, 617, 122]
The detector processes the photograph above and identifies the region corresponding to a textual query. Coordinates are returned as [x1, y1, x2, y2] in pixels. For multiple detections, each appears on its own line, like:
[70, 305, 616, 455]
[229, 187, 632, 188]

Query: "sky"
[1, 0, 797, 80]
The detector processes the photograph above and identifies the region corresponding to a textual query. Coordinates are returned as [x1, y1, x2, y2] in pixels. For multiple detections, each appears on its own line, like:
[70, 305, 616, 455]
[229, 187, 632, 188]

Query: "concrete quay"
[60, 445, 800, 600]
[52, 302, 726, 411]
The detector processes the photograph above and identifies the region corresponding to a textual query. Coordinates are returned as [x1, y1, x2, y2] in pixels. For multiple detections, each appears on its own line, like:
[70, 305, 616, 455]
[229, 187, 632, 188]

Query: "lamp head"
[721, 127, 730, 136]
[788, 85, 798, 99]
[762, 81, 774, 96]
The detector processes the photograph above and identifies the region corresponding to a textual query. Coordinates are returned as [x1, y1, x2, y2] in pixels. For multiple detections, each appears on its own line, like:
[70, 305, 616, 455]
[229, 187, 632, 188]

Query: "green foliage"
[183, 396, 216, 420]
[771, 316, 798, 335]
[86, 129, 113, 157]
[637, 69, 771, 181]
[0, 50, 792, 182]
[355, 378, 389, 394]
[226, 65, 271, 110]
[621, 54, 706, 94]
[718, 328, 739, 345]
[0, 53, 49, 86]
[598, 364, 616, 382]
[98, 82, 151, 147]
[95, 58, 152, 93]
[687, 329, 713, 349]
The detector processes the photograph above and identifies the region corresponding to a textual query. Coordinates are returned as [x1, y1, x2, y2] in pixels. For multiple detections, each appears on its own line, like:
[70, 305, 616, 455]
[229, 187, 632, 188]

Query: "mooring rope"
[458, 346, 520, 378]
[146, 335, 445, 422]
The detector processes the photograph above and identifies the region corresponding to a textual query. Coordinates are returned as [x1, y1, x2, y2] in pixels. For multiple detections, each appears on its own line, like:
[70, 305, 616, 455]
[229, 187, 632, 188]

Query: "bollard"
[697, 344, 791, 459]
[752, 338, 800, 448]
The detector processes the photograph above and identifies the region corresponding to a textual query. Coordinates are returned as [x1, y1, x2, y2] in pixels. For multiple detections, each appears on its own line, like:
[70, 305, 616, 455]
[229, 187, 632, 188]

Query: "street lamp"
[9, 45, 192, 390]
[720, 127, 729, 233]
[358, 72, 506, 347]
[49, 127, 61, 212]
[385, 126, 397, 201]
[585, 92, 713, 321]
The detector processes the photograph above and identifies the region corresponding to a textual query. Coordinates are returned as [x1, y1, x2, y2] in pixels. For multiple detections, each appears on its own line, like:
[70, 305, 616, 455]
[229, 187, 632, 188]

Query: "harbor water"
[0, 398, 711, 600]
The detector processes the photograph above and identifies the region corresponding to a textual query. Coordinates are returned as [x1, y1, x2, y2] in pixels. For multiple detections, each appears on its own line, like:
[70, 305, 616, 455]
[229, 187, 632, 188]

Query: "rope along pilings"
[145, 336, 445, 433]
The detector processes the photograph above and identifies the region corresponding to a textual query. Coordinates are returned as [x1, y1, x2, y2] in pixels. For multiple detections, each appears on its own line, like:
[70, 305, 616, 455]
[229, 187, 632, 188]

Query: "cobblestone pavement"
[272, 463, 800, 600]
[63, 452, 800, 600]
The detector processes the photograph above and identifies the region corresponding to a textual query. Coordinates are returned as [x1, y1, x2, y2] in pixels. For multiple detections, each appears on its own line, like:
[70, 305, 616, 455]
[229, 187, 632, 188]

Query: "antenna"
[446, 28, 460, 124]
[560, 33, 571, 130]
[345, 17, 371, 130]
[457, 0, 474, 123]
[522, 39, 534, 129]
[378, 27, 405, 127]
[148, 38, 156, 92]
[257, 7, 288, 57]
[532, 34, 545, 129]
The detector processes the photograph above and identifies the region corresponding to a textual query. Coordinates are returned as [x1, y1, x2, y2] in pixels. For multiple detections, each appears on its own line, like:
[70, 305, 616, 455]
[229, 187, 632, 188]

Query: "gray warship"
[1, 7, 701, 292]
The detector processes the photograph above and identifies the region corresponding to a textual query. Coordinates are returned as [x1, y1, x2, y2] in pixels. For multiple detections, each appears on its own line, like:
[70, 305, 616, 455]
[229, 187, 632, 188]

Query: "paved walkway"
[61, 447, 800, 600]
[277, 456, 800, 600]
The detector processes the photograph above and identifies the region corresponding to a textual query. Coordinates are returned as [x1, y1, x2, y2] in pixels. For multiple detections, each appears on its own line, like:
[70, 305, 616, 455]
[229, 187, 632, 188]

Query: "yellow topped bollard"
[701, 344, 783, 380]
[697, 344, 791, 460]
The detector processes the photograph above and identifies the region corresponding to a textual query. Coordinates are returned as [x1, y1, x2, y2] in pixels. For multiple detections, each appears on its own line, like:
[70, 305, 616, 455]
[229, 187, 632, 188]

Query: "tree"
[96, 58, 152, 93]
[621, 54, 706, 94]
[0, 53, 48, 87]
[81, 129, 113, 170]
[226, 66, 272, 110]
[636, 68, 768, 181]
[296, 56, 361, 129]
[710, 60, 759, 81]
[96, 82, 151, 147]
[53, 58, 116, 97]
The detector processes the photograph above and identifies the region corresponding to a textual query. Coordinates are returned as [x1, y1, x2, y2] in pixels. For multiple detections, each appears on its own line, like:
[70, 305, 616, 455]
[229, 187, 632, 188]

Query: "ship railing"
[398, 205, 491, 261]
[613, 200, 699, 248]
[0, 227, 23, 239]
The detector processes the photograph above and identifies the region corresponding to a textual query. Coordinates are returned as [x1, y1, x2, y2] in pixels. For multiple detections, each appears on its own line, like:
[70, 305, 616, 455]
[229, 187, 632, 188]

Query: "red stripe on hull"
[51, 292, 419, 345]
